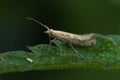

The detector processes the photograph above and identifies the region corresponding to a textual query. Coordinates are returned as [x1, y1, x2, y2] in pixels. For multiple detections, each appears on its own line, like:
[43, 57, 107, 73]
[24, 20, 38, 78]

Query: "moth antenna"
[26, 17, 50, 30]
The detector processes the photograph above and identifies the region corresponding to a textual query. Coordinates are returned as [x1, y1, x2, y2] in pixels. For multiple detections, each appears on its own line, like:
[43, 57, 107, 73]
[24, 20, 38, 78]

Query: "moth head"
[45, 29, 53, 34]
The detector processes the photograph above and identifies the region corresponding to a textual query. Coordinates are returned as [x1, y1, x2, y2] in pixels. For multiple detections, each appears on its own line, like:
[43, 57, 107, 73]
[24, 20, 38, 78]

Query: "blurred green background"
[0, 0, 120, 80]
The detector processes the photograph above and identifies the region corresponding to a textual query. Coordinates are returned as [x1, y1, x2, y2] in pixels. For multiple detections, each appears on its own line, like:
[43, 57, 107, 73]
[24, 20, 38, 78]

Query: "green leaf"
[0, 34, 120, 73]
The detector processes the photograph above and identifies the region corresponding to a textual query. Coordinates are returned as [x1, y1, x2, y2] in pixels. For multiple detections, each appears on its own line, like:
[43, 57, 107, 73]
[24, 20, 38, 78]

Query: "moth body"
[45, 29, 96, 46]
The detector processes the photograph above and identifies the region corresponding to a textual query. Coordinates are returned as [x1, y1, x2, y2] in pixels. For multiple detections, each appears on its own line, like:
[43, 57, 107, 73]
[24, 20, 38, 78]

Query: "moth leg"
[47, 36, 56, 52]
[69, 43, 78, 53]
[48, 35, 55, 45]
[49, 35, 52, 45]
[49, 38, 56, 46]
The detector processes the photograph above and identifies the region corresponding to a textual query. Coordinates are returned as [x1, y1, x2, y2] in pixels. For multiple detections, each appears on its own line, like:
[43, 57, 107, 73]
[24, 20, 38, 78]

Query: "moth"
[26, 17, 96, 51]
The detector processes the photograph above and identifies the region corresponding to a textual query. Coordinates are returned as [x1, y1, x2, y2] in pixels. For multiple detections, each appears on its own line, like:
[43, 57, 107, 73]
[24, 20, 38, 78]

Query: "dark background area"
[0, 70, 120, 80]
[1, 0, 120, 80]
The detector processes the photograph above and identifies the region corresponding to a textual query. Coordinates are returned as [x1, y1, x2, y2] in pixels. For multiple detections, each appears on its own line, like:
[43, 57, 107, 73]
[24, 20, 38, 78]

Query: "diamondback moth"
[26, 17, 96, 51]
